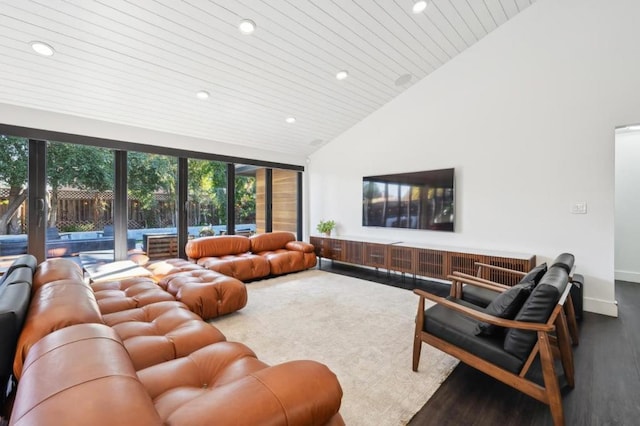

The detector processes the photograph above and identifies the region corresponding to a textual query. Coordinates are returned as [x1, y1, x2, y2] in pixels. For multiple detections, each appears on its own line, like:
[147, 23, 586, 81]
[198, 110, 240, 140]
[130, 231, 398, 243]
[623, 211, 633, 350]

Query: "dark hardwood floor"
[319, 262, 640, 425]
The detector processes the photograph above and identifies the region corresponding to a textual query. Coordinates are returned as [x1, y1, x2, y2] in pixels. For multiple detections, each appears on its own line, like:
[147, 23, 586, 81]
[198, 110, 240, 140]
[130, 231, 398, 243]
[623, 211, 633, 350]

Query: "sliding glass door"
[128, 151, 177, 259]
[45, 141, 114, 260]
[0, 134, 29, 265]
[187, 159, 228, 237]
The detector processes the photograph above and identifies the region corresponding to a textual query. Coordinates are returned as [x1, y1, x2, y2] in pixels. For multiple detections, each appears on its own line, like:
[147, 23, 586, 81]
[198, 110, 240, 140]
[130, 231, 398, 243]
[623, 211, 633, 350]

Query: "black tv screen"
[362, 168, 455, 232]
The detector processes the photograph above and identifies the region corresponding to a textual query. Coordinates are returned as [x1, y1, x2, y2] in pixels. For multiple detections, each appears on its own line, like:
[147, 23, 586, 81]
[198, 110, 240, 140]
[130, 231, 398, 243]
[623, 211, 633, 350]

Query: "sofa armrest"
[138, 342, 343, 426]
[181, 361, 343, 426]
[286, 241, 315, 253]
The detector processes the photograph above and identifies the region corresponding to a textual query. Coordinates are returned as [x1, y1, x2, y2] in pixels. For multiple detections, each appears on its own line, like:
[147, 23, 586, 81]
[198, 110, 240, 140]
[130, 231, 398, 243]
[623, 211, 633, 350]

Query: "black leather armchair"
[413, 263, 574, 426]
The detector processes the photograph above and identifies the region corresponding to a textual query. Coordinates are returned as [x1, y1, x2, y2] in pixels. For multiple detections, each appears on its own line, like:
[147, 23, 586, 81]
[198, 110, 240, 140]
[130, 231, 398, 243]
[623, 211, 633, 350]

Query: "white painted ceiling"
[0, 0, 536, 157]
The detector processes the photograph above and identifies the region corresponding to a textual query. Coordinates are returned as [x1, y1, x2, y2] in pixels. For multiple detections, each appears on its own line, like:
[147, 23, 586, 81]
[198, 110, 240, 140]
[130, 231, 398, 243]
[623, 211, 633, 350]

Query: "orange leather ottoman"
[91, 277, 176, 315]
[102, 301, 226, 370]
[158, 269, 247, 320]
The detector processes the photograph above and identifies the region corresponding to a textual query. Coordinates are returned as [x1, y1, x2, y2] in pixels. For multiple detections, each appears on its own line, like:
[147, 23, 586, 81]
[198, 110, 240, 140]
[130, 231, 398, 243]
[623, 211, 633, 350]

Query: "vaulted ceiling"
[0, 0, 537, 157]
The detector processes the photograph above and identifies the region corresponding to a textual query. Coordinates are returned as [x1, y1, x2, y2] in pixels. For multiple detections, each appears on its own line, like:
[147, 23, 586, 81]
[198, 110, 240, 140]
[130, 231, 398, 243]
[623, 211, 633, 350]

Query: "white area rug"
[210, 269, 458, 426]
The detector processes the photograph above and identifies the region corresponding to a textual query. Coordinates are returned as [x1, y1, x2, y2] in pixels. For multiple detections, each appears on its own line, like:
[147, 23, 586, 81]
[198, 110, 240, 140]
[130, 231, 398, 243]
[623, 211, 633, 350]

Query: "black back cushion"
[474, 281, 534, 336]
[550, 253, 575, 274]
[503, 266, 569, 359]
[518, 263, 547, 285]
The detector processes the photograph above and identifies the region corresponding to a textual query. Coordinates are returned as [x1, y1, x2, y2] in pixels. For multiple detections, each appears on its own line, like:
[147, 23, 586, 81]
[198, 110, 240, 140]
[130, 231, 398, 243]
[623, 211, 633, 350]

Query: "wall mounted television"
[362, 168, 455, 232]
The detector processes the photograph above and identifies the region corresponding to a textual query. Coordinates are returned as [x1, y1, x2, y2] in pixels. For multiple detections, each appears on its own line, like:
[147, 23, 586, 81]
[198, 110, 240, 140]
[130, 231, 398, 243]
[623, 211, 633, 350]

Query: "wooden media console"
[310, 235, 535, 285]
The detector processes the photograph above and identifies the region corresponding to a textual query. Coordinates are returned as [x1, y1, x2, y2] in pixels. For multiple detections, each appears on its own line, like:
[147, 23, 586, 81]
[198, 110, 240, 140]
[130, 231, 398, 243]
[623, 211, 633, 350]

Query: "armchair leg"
[413, 334, 422, 372]
[564, 295, 579, 346]
[538, 331, 565, 426]
[554, 310, 575, 388]
[413, 295, 425, 372]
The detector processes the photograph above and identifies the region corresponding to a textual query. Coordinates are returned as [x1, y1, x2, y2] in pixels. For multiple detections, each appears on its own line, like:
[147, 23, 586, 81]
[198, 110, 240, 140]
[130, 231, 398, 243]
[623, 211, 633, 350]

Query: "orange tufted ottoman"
[158, 269, 247, 320]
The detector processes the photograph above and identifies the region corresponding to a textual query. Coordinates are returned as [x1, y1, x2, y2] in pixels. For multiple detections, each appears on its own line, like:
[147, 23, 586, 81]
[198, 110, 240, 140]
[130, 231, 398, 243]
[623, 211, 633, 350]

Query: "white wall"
[309, 0, 640, 317]
[615, 129, 640, 283]
[0, 103, 306, 167]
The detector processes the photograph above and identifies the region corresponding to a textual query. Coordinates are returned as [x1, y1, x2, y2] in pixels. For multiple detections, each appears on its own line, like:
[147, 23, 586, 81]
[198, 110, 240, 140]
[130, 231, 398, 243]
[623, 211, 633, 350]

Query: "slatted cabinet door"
[388, 245, 415, 274]
[363, 242, 388, 269]
[415, 248, 447, 280]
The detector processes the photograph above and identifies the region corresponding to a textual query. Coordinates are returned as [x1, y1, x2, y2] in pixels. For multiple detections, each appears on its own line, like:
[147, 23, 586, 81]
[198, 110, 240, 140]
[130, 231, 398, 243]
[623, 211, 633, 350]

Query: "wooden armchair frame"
[413, 281, 574, 426]
[451, 264, 580, 346]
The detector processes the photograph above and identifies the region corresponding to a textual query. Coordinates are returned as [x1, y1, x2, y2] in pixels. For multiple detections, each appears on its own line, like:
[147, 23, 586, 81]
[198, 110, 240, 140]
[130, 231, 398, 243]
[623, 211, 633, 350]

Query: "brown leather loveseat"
[8, 258, 344, 425]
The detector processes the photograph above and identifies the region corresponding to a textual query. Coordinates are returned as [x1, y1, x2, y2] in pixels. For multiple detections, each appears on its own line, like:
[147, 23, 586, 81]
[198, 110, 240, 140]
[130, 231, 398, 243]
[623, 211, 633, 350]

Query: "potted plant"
[316, 220, 336, 237]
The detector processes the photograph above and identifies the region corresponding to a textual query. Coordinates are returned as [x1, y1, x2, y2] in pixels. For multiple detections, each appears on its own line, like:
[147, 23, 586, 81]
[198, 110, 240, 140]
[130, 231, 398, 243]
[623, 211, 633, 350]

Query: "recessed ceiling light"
[196, 90, 210, 99]
[285, 117, 296, 124]
[412, 1, 428, 14]
[30, 41, 55, 57]
[336, 70, 349, 80]
[238, 19, 256, 35]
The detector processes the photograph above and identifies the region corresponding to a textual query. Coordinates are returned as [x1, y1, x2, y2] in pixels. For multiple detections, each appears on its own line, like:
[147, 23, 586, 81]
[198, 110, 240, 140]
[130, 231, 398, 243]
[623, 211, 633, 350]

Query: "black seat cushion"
[503, 266, 569, 359]
[423, 298, 525, 374]
[474, 281, 535, 336]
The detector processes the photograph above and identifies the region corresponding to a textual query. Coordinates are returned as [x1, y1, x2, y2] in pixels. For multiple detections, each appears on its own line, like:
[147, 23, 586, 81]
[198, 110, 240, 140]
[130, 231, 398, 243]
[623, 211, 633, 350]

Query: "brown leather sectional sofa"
[7, 256, 344, 425]
[185, 231, 317, 281]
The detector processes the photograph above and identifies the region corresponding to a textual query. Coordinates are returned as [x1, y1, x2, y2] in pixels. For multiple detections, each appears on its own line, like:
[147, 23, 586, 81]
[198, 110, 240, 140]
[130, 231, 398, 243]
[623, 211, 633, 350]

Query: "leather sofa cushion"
[11, 324, 162, 426]
[520, 263, 548, 285]
[286, 240, 315, 253]
[14, 279, 104, 379]
[185, 235, 250, 259]
[0, 282, 31, 393]
[503, 266, 569, 359]
[105, 301, 227, 370]
[550, 253, 575, 274]
[33, 258, 84, 291]
[138, 342, 343, 425]
[92, 278, 175, 315]
[146, 258, 205, 281]
[0, 254, 36, 289]
[423, 298, 524, 374]
[160, 270, 248, 319]
[198, 254, 270, 281]
[475, 282, 534, 336]
[249, 231, 295, 253]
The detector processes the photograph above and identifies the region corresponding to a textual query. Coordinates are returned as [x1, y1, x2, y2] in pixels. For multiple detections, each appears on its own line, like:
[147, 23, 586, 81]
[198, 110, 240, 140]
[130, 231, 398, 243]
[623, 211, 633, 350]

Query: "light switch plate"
[571, 202, 587, 214]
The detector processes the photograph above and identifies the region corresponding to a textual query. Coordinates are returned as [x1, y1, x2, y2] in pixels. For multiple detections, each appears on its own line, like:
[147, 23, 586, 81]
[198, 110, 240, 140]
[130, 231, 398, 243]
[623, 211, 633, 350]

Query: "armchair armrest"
[474, 262, 527, 277]
[450, 272, 511, 290]
[414, 289, 555, 332]
[286, 241, 315, 253]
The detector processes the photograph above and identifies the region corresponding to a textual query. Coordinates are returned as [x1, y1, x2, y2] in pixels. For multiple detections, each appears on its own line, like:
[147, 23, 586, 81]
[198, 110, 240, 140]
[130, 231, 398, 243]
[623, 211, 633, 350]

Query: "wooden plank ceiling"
[0, 0, 536, 157]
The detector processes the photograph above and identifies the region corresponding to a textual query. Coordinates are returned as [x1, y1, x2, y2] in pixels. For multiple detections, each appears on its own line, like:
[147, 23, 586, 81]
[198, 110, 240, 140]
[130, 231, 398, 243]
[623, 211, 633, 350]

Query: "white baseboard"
[584, 297, 618, 317]
[614, 269, 640, 283]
